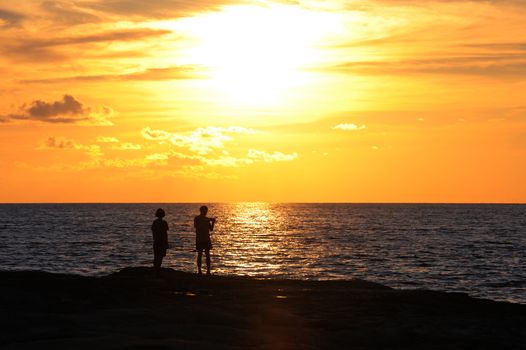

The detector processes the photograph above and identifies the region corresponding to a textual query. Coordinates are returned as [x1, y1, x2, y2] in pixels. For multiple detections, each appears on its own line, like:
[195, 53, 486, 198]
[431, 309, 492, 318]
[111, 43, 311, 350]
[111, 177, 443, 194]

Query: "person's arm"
[163, 221, 169, 248]
[209, 218, 216, 231]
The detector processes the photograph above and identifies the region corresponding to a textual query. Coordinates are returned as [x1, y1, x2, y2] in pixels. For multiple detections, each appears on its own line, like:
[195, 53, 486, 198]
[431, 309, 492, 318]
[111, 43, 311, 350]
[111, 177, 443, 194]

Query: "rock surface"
[1, 267, 525, 349]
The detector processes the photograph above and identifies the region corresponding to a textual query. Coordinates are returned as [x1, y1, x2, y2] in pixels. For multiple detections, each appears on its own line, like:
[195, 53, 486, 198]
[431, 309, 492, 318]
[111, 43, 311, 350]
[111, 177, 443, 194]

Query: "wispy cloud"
[22, 66, 204, 84]
[40, 1, 101, 24]
[145, 153, 170, 160]
[0, 9, 25, 27]
[79, 0, 243, 19]
[112, 142, 142, 150]
[247, 149, 299, 162]
[170, 165, 238, 180]
[1, 95, 113, 125]
[332, 123, 366, 131]
[40, 137, 103, 157]
[141, 127, 172, 140]
[200, 155, 255, 167]
[329, 54, 526, 77]
[96, 136, 119, 143]
[22, 28, 171, 49]
[172, 149, 299, 167]
[1, 28, 171, 62]
[42, 136, 76, 149]
[170, 126, 257, 154]
[142, 126, 257, 154]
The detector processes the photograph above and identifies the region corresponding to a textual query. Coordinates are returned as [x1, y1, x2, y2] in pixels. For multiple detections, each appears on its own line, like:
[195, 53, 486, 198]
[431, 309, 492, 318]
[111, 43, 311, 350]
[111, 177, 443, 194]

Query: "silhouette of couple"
[151, 206, 216, 277]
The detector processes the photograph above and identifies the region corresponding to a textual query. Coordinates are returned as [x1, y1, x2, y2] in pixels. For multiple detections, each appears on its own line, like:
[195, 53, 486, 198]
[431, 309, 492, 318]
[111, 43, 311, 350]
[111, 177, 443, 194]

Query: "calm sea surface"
[0, 203, 524, 303]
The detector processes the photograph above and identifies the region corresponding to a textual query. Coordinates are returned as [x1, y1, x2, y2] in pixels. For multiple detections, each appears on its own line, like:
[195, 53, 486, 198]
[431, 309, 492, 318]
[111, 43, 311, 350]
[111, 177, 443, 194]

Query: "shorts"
[154, 246, 166, 258]
[196, 238, 212, 251]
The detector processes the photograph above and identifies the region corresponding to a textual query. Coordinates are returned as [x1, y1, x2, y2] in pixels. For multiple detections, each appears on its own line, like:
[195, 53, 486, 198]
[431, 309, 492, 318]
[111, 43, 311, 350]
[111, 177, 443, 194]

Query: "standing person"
[151, 208, 169, 277]
[194, 205, 216, 276]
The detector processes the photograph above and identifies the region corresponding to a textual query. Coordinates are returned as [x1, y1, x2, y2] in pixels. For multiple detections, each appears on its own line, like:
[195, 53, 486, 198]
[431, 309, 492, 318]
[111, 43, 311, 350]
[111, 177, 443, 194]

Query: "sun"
[173, 5, 342, 107]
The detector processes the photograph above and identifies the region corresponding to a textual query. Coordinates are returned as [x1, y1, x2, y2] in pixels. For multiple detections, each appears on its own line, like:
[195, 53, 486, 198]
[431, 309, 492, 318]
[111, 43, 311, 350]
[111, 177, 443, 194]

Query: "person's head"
[155, 208, 165, 218]
[199, 205, 208, 215]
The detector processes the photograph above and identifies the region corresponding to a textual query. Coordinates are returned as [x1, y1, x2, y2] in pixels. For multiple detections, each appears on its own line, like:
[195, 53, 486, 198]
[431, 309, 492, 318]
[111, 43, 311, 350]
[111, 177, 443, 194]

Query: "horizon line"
[0, 201, 524, 205]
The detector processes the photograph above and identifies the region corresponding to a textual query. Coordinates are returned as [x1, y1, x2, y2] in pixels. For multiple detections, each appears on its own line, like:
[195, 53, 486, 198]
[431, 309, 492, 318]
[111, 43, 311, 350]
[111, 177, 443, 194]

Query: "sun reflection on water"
[201, 202, 346, 279]
[214, 202, 291, 276]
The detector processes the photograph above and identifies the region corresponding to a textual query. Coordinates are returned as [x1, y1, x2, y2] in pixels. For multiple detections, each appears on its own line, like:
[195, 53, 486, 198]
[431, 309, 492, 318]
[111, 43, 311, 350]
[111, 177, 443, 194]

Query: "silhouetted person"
[194, 205, 216, 276]
[151, 208, 169, 277]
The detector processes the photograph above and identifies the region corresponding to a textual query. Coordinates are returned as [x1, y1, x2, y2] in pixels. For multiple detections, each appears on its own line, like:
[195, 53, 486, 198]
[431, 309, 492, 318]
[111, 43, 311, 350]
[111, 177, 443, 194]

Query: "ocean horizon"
[2, 202, 525, 204]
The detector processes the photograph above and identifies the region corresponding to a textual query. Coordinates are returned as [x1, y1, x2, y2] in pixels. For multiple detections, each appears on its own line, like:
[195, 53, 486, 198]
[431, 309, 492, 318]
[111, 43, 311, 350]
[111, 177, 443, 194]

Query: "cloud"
[40, 1, 101, 24]
[79, 0, 243, 19]
[332, 123, 367, 131]
[170, 126, 257, 154]
[329, 51, 526, 77]
[96, 137, 144, 151]
[117, 66, 203, 81]
[75, 143, 104, 157]
[200, 155, 254, 167]
[42, 137, 76, 149]
[22, 66, 204, 84]
[112, 142, 142, 150]
[40, 126, 299, 173]
[170, 130, 230, 154]
[0, 9, 25, 27]
[141, 126, 299, 168]
[305, 1, 526, 79]
[247, 149, 299, 162]
[142, 126, 257, 154]
[44, 126, 298, 172]
[1, 28, 171, 62]
[1, 95, 113, 125]
[194, 149, 298, 167]
[141, 127, 172, 140]
[96, 136, 119, 143]
[467, 42, 526, 51]
[25, 28, 171, 49]
[29, 94, 84, 118]
[39, 137, 103, 157]
[167, 149, 298, 168]
[161, 165, 238, 180]
[146, 153, 170, 160]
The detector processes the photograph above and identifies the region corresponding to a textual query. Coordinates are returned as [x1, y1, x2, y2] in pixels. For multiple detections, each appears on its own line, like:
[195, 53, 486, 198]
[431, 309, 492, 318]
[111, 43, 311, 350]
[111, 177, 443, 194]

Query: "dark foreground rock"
[0, 267, 525, 349]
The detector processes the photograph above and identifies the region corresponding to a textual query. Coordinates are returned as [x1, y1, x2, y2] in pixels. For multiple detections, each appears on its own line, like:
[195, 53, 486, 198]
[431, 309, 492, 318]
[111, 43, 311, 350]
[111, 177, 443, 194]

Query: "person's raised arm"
[210, 218, 216, 231]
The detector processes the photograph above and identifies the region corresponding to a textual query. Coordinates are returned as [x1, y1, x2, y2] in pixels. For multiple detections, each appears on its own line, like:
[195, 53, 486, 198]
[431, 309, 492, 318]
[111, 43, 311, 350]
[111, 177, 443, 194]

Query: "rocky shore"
[1, 267, 525, 349]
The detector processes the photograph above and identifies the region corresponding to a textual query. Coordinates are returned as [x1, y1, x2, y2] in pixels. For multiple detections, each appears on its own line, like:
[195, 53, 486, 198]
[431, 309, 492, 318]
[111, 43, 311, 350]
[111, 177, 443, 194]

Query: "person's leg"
[197, 249, 203, 274]
[153, 252, 161, 276]
[205, 249, 211, 275]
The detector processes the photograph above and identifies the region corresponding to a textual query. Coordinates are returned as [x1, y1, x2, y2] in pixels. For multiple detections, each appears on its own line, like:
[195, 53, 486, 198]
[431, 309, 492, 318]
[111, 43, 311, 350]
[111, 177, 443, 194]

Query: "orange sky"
[1, 0, 525, 203]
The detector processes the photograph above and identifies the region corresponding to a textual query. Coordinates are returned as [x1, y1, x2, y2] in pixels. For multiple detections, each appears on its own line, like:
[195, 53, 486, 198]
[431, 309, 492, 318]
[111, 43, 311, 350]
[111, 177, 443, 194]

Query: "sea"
[0, 203, 524, 304]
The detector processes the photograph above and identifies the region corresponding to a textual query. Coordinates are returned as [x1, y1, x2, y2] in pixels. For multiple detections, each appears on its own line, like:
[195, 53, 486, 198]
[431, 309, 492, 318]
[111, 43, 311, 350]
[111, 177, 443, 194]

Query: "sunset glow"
[1, 0, 525, 202]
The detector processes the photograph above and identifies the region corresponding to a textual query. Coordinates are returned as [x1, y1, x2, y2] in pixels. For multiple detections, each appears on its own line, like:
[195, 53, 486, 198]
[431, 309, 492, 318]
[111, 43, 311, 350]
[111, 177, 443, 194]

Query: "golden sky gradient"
[1, 0, 525, 202]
